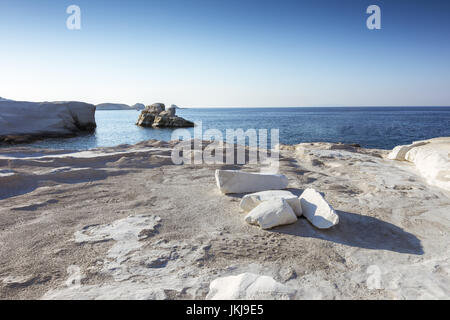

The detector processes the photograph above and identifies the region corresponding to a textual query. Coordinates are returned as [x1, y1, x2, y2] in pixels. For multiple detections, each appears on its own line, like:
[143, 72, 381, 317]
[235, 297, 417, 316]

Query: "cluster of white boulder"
[215, 170, 339, 230]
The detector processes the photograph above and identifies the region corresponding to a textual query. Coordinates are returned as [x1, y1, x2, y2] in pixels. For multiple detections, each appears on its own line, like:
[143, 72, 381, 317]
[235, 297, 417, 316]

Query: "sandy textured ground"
[0, 140, 448, 300]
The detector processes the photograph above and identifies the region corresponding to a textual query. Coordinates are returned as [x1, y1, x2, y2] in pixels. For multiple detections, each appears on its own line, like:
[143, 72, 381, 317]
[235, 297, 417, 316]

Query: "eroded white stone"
[404, 139, 450, 191]
[388, 137, 450, 191]
[299, 188, 339, 229]
[244, 199, 298, 230]
[240, 190, 302, 216]
[387, 141, 428, 160]
[206, 273, 296, 300]
[215, 170, 288, 194]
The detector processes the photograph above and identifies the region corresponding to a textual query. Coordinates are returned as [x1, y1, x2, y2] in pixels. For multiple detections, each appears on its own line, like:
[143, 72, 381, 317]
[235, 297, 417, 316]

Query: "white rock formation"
[215, 170, 289, 194]
[240, 190, 302, 216]
[244, 199, 298, 230]
[0, 99, 96, 139]
[299, 188, 339, 229]
[388, 137, 450, 192]
[206, 273, 296, 300]
[387, 141, 428, 161]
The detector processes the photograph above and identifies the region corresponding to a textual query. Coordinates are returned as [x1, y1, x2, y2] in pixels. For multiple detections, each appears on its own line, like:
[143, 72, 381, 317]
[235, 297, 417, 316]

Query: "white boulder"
[244, 199, 298, 230]
[299, 188, 339, 229]
[215, 170, 289, 194]
[206, 273, 296, 300]
[240, 190, 302, 216]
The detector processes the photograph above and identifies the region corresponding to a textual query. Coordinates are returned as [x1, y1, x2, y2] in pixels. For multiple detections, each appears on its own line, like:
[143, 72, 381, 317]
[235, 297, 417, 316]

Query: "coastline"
[0, 139, 448, 299]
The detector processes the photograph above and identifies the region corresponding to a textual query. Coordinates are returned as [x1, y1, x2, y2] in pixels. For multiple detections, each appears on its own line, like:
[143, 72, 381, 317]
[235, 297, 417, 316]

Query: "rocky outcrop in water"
[136, 103, 194, 128]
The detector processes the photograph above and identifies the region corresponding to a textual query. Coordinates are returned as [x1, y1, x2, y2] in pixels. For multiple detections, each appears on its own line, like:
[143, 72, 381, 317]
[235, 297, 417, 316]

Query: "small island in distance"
[96, 103, 145, 111]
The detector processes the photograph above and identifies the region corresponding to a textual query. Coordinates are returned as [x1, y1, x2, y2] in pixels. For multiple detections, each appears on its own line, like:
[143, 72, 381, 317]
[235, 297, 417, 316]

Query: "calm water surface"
[12, 107, 450, 150]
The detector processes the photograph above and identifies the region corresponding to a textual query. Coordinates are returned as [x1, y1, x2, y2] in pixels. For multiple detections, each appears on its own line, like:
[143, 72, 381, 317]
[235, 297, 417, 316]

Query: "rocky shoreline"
[0, 139, 448, 300]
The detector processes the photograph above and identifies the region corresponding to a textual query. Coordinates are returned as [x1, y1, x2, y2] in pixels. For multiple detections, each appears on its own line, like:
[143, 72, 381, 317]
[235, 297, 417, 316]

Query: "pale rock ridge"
[388, 137, 450, 191]
[387, 141, 429, 161]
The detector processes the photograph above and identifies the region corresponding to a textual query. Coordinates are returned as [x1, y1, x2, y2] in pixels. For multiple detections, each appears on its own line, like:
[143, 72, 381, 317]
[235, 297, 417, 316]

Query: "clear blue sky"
[0, 0, 449, 107]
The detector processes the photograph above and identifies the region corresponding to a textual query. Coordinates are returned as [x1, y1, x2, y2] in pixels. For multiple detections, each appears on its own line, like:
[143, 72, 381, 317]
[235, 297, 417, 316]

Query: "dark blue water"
[13, 107, 450, 150]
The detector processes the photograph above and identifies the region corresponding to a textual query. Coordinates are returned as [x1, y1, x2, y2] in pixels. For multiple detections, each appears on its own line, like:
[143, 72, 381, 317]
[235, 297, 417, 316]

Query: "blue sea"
[13, 107, 450, 150]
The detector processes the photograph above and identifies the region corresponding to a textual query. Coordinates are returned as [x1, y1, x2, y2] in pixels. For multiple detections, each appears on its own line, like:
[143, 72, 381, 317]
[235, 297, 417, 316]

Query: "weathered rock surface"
[240, 190, 302, 216]
[299, 188, 339, 229]
[42, 212, 212, 300]
[147, 103, 166, 113]
[206, 273, 296, 300]
[244, 199, 298, 229]
[1, 139, 449, 300]
[0, 99, 96, 144]
[387, 141, 428, 161]
[136, 103, 194, 128]
[168, 105, 176, 116]
[215, 170, 289, 194]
